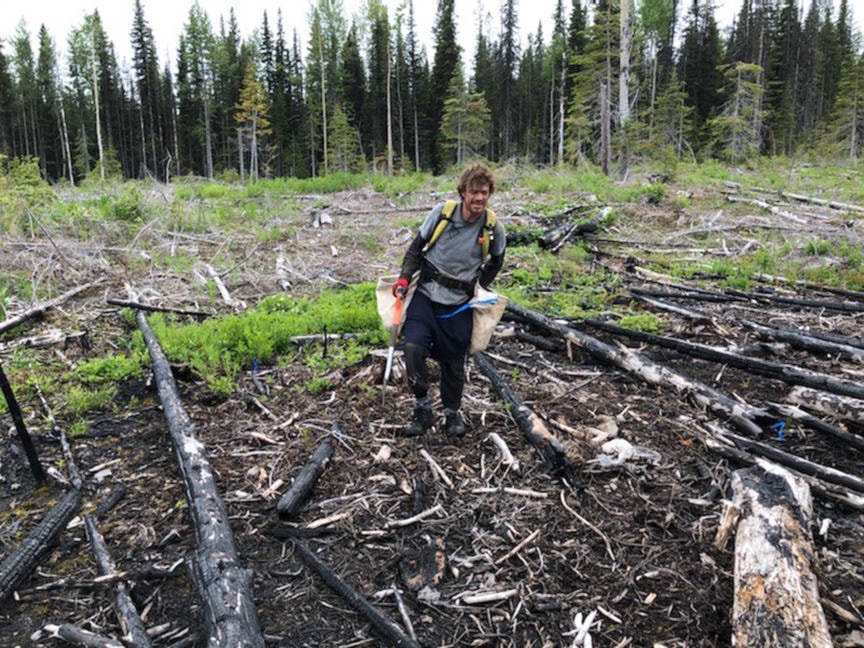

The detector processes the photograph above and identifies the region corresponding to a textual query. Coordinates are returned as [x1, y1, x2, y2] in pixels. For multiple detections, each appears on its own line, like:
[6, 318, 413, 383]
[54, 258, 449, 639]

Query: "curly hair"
[457, 162, 495, 196]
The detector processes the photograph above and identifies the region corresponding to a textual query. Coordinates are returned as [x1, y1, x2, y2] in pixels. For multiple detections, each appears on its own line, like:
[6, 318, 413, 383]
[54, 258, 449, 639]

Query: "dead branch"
[42, 623, 124, 647]
[0, 488, 81, 603]
[0, 281, 98, 336]
[291, 539, 421, 648]
[767, 402, 864, 452]
[106, 297, 212, 319]
[473, 352, 578, 485]
[740, 318, 864, 363]
[84, 515, 152, 647]
[725, 195, 808, 224]
[277, 434, 335, 518]
[787, 386, 864, 426]
[779, 190, 864, 214]
[135, 310, 264, 647]
[719, 461, 832, 647]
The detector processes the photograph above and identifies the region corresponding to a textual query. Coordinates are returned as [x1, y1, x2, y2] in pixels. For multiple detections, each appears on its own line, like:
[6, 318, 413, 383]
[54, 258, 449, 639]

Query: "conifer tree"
[131, 0, 165, 179]
[235, 61, 271, 182]
[429, 0, 460, 171]
[440, 65, 491, 164]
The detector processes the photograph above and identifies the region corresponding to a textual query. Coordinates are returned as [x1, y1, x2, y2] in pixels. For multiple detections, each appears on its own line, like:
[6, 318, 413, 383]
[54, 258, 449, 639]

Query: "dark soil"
[1, 181, 863, 647]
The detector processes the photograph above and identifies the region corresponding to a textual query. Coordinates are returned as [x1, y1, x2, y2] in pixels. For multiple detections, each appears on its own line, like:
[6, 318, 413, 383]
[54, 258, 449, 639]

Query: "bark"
[786, 386, 864, 425]
[0, 488, 81, 603]
[43, 623, 124, 647]
[277, 434, 335, 518]
[584, 318, 864, 400]
[719, 461, 832, 647]
[740, 319, 864, 362]
[0, 362, 46, 483]
[84, 515, 152, 647]
[0, 282, 98, 335]
[135, 311, 264, 647]
[292, 539, 421, 648]
[473, 352, 578, 486]
[106, 298, 212, 320]
[507, 302, 766, 436]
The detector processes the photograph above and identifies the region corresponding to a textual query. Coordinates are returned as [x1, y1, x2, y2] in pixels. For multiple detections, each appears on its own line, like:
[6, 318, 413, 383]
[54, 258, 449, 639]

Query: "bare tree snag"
[277, 434, 335, 518]
[473, 352, 578, 485]
[135, 311, 264, 647]
[84, 515, 152, 647]
[717, 461, 832, 647]
[291, 539, 421, 648]
[0, 281, 98, 336]
[0, 488, 81, 603]
[506, 302, 766, 436]
[0, 362, 46, 483]
[585, 318, 864, 401]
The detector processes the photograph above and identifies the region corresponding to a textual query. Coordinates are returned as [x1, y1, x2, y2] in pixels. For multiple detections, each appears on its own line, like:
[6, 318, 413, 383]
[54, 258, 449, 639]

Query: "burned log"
[767, 402, 864, 453]
[473, 352, 578, 486]
[136, 311, 264, 648]
[84, 515, 152, 647]
[292, 539, 421, 648]
[787, 386, 864, 426]
[716, 461, 832, 647]
[584, 317, 864, 401]
[277, 433, 335, 518]
[0, 281, 98, 336]
[724, 288, 864, 313]
[42, 623, 124, 647]
[740, 319, 864, 363]
[507, 301, 767, 436]
[0, 488, 81, 603]
[106, 297, 212, 320]
[0, 362, 46, 483]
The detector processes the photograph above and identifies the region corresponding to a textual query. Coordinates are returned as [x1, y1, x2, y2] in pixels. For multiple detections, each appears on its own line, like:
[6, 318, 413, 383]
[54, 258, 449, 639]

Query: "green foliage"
[368, 173, 431, 199]
[805, 238, 833, 256]
[147, 283, 384, 391]
[0, 156, 56, 233]
[247, 174, 367, 196]
[75, 355, 143, 384]
[618, 312, 665, 334]
[65, 384, 117, 416]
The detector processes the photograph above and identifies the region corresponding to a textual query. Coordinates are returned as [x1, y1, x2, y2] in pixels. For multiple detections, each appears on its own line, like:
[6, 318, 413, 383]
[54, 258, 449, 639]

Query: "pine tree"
[131, 0, 165, 179]
[440, 66, 491, 164]
[429, 0, 460, 172]
[235, 61, 271, 182]
[710, 61, 765, 162]
[820, 51, 864, 159]
[176, 3, 215, 177]
[0, 42, 13, 159]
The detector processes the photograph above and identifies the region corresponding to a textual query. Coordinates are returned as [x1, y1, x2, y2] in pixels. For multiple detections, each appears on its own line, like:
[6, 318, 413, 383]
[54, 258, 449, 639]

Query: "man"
[392, 162, 506, 437]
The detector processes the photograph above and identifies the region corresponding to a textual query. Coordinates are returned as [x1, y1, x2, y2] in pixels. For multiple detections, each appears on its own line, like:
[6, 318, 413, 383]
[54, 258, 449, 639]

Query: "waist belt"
[420, 261, 475, 295]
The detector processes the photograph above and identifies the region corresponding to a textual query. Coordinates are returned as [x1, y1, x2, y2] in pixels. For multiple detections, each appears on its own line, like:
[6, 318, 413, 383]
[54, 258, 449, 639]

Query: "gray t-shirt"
[418, 202, 505, 305]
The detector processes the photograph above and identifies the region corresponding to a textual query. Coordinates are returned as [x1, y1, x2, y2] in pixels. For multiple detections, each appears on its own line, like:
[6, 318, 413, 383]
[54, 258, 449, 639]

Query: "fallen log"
[715, 461, 832, 647]
[473, 352, 578, 486]
[136, 311, 264, 647]
[0, 362, 46, 483]
[506, 301, 767, 436]
[291, 539, 421, 648]
[106, 297, 212, 320]
[724, 288, 864, 313]
[277, 433, 335, 518]
[787, 385, 864, 425]
[779, 189, 864, 214]
[767, 402, 864, 453]
[740, 319, 864, 363]
[41, 623, 124, 647]
[584, 317, 864, 401]
[0, 281, 98, 336]
[0, 488, 81, 603]
[711, 426, 864, 493]
[84, 515, 152, 647]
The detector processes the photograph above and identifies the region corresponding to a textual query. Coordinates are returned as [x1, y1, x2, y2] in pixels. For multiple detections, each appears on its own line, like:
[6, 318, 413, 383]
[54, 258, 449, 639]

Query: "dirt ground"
[1, 178, 864, 647]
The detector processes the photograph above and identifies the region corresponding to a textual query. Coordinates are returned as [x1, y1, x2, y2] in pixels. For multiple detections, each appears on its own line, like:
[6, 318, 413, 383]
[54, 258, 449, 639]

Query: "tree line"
[0, 0, 861, 184]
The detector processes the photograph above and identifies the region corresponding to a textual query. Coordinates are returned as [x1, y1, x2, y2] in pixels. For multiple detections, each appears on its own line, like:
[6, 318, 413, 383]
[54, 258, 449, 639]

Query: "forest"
[0, 0, 862, 184]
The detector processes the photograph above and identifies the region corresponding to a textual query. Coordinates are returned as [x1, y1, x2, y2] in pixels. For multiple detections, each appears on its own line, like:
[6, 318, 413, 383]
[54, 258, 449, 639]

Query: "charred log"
[768, 403, 864, 453]
[787, 385, 864, 425]
[0, 488, 81, 603]
[292, 539, 421, 648]
[507, 301, 767, 436]
[473, 352, 578, 486]
[136, 311, 264, 648]
[740, 319, 864, 362]
[84, 515, 152, 647]
[277, 433, 335, 518]
[717, 461, 832, 647]
[584, 317, 864, 400]
[106, 298, 212, 320]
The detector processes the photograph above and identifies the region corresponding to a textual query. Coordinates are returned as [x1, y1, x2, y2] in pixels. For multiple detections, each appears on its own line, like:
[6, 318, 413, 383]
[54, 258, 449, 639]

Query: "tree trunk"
[717, 461, 832, 647]
[135, 311, 264, 647]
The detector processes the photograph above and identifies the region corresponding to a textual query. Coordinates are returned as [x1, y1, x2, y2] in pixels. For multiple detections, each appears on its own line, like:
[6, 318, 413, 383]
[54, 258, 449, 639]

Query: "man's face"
[461, 183, 491, 222]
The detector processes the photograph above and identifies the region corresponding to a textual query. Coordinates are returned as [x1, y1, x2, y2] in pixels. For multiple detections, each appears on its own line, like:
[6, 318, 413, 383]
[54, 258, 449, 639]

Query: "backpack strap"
[424, 200, 496, 260]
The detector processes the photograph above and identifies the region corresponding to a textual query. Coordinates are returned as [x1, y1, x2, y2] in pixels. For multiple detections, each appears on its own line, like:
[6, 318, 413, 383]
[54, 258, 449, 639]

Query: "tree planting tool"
[382, 292, 404, 402]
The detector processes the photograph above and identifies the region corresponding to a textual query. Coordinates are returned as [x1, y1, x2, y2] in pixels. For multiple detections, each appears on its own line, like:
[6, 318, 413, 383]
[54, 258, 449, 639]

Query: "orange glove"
[392, 278, 409, 297]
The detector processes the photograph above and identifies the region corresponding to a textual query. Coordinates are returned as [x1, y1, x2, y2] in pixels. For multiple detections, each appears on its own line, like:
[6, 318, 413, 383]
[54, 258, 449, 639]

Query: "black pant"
[404, 342, 465, 411]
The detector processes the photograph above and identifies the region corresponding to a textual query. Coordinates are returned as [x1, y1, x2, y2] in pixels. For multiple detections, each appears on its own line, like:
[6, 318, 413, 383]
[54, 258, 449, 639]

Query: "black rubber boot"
[400, 399, 434, 437]
[444, 409, 467, 437]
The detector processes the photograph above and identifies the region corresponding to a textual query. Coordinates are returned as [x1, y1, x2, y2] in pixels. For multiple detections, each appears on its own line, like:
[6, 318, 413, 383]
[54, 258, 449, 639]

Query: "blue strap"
[436, 297, 498, 319]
